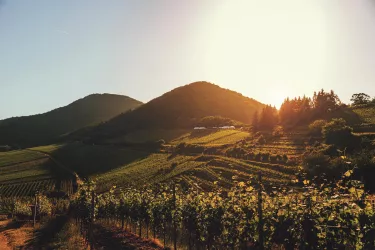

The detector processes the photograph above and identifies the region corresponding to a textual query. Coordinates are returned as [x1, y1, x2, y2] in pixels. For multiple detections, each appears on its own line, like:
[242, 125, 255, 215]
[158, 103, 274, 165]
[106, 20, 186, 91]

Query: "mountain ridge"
[0, 93, 143, 147]
[83, 81, 265, 142]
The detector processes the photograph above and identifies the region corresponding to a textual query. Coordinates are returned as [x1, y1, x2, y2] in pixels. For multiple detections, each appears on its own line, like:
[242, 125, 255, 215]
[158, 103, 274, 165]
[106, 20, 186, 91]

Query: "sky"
[1, 0, 375, 119]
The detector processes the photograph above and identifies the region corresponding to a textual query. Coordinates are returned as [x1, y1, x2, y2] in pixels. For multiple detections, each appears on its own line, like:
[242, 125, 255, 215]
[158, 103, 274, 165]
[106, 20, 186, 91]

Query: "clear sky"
[1, 0, 375, 119]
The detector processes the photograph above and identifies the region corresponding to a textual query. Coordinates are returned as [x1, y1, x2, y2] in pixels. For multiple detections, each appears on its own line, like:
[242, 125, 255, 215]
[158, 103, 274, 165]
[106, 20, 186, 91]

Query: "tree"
[322, 118, 356, 149]
[258, 105, 278, 130]
[308, 119, 327, 136]
[279, 96, 312, 125]
[252, 111, 259, 131]
[312, 89, 341, 113]
[350, 93, 371, 106]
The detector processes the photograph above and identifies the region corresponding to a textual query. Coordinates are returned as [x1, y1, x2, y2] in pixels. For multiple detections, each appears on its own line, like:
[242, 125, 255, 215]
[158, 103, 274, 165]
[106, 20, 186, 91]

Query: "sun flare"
[202, 0, 329, 107]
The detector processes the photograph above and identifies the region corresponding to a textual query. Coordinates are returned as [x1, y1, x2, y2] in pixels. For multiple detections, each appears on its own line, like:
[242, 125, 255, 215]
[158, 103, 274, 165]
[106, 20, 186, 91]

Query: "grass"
[31, 142, 151, 178]
[171, 129, 250, 145]
[0, 150, 46, 167]
[352, 105, 375, 124]
[0, 149, 75, 197]
[106, 129, 189, 143]
[96, 152, 294, 192]
[30, 144, 64, 154]
[95, 154, 200, 192]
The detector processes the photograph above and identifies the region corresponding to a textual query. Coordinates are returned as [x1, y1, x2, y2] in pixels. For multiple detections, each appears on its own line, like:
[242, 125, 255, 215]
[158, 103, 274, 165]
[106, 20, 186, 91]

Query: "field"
[30, 143, 150, 177]
[27, 140, 298, 193]
[0, 150, 75, 197]
[352, 105, 375, 124]
[95, 152, 296, 192]
[171, 129, 250, 145]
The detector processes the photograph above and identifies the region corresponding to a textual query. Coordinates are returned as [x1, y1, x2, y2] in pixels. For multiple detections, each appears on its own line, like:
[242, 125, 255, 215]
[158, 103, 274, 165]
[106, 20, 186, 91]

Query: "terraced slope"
[171, 129, 250, 145]
[95, 153, 295, 192]
[0, 150, 74, 197]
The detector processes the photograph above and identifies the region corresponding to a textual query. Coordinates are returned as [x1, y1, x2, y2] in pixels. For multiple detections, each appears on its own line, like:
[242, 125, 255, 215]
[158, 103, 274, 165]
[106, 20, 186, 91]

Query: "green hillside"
[171, 129, 251, 145]
[0, 150, 75, 196]
[0, 94, 143, 147]
[84, 82, 264, 142]
[27, 138, 297, 193]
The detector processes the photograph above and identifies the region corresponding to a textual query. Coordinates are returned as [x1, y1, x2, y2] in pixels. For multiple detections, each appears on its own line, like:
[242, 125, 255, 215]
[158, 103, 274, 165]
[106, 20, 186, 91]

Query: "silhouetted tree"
[312, 89, 341, 113]
[252, 111, 259, 131]
[259, 105, 278, 130]
[351, 93, 371, 106]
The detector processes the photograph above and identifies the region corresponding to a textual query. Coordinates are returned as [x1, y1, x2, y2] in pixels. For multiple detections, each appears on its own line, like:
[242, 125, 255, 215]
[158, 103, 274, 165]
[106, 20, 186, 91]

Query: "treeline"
[253, 90, 375, 130]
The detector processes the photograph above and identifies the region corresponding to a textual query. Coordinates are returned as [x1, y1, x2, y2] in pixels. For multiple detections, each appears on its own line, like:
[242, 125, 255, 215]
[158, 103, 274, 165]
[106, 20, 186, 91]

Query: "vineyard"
[171, 129, 251, 145]
[0, 150, 75, 197]
[352, 105, 375, 125]
[71, 170, 375, 249]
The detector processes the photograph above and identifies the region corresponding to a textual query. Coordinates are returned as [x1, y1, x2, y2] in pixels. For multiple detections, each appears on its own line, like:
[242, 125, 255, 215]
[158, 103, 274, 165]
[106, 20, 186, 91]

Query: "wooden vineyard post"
[257, 172, 264, 250]
[173, 182, 177, 250]
[90, 190, 95, 250]
[33, 192, 38, 228]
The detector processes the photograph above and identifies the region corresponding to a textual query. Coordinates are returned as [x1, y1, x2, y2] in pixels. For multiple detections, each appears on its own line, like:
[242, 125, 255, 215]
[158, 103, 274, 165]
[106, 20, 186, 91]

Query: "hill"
[0, 94, 143, 147]
[85, 82, 264, 142]
[28, 142, 295, 193]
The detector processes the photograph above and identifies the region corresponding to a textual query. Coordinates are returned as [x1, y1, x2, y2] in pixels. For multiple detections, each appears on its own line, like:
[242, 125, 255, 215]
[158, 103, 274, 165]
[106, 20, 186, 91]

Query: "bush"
[272, 126, 284, 138]
[308, 119, 327, 136]
[282, 154, 288, 163]
[261, 152, 270, 162]
[322, 118, 357, 149]
[270, 154, 278, 163]
[255, 153, 262, 161]
[287, 156, 299, 166]
[257, 135, 266, 145]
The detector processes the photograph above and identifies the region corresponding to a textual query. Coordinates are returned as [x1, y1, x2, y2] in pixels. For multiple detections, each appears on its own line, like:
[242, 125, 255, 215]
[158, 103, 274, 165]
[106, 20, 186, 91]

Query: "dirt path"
[92, 223, 163, 250]
[0, 220, 33, 249]
[0, 220, 11, 250]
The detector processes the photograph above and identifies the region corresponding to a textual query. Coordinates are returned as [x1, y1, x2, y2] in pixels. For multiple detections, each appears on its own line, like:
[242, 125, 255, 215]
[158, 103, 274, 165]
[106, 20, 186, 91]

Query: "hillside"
[0, 94, 143, 147]
[86, 82, 264, 142]
[0, 150, 75, 196]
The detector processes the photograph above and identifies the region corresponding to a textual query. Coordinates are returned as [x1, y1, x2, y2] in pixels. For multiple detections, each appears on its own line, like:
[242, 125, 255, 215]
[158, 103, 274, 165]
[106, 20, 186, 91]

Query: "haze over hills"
[83, 81, 265, 142]
[0, 94, 143, 147]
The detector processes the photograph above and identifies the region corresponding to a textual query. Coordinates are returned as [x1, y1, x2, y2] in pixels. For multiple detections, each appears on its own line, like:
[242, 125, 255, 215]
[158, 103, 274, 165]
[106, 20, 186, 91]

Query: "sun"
[201, 0, 328, 108]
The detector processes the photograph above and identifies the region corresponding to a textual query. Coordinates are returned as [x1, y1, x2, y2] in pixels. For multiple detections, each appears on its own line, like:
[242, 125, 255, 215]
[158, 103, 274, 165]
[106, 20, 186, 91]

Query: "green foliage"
[0, 94, 142, 147]
[279, 96, 312, 125]
[351, 93, 371, 106]
[197, 116, 242, 127]
[272, 126, 284, 137]
[308, 119, 327, 136]
[74, 177, 375, 249]
[322, 118, 357, 149]
[171, 129, 250, 145]
[312, 89, 341, 113]
[352, 105, 375, 125]
[251, 111, 259, 131]
[258, 105, 278, 130]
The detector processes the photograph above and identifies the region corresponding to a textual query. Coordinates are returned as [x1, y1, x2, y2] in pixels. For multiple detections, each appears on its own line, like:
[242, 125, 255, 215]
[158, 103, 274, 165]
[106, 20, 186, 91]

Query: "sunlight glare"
[202, 0, 328, 107]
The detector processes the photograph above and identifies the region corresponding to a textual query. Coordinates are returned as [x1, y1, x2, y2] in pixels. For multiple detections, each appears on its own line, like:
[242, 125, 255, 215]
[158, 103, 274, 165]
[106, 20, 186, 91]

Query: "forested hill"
[0, 94, 143, 147]
[84, 81, 265, 140]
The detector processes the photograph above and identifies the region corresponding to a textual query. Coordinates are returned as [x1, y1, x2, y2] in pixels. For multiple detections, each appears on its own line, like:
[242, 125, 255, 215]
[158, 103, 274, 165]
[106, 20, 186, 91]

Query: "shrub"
[282, 154, 288, 162]
[287, 156, 299, 166]
[276, 154, 283, 162]
[308, 119, 327, 136]
[261, 152, 270, 162]
[257, 135, 266, 145]
[322, 118, 357, 149]
[270, 154, 278, 163]
[255, 153, 262, 161]
[272, 126, 284, 138]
